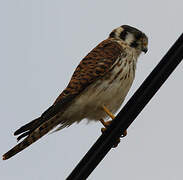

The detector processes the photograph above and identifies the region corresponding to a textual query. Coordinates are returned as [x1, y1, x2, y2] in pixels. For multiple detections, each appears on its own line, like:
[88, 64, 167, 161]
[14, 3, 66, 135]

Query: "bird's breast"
[62, 54, 137, 124]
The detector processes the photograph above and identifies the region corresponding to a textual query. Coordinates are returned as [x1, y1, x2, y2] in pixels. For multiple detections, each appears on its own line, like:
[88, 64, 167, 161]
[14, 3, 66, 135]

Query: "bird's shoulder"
[54, 38, 125, 103]
[42, 38, 127, 120]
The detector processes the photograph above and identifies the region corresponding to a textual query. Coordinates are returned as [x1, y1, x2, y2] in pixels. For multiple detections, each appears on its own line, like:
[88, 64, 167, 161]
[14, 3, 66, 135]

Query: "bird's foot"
[101, 104, 127, 138]
[100, 118, 127, 148]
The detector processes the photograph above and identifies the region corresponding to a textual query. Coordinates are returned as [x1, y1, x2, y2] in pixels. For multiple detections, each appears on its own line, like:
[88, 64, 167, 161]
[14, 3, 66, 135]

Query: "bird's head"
[109, 25, 148, 54]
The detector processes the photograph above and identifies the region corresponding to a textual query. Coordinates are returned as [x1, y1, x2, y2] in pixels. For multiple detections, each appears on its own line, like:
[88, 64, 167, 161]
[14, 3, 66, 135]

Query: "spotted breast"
[58, 42, 138, 128]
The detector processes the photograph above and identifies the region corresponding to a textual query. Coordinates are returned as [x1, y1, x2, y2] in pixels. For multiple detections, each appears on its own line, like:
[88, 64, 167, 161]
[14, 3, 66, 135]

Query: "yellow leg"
[100, 105, 127, 148]
[102, 105, 115, 120]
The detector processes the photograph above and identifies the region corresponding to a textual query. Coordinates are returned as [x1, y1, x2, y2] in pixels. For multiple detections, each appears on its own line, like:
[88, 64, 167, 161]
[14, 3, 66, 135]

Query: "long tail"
[2, 116, 60, 160]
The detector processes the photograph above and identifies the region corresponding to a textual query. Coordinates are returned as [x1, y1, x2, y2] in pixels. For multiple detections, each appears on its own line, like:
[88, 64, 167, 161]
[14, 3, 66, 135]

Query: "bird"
[2, 25, 148, 160]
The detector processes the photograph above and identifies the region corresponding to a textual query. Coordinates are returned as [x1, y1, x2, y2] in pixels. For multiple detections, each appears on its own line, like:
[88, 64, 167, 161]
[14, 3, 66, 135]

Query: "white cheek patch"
[115, 27, 123, 38]
[125, 33, 134, 45]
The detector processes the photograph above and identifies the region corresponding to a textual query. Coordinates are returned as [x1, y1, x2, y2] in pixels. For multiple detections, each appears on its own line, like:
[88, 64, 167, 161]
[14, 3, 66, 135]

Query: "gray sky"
[0, 0, 183, 179]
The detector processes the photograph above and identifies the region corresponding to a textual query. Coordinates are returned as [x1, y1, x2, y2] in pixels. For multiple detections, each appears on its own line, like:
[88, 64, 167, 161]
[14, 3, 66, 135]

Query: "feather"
[2, 115, 60, 160]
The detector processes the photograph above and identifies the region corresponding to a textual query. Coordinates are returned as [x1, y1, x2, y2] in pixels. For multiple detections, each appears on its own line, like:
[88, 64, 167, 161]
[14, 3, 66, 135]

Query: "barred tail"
[2, 116, 59, 160]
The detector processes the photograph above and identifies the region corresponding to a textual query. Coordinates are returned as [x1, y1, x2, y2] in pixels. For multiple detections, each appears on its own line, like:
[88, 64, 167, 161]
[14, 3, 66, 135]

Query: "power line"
[66, 33, 183, 180]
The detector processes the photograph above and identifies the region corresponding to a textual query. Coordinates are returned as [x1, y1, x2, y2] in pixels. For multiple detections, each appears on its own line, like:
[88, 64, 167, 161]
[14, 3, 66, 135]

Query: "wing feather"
[13, 39, 124, 141]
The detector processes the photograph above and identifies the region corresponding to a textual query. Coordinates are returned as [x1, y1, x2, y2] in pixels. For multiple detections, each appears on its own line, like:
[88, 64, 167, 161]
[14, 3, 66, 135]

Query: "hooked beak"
[142, 47, 148, 53]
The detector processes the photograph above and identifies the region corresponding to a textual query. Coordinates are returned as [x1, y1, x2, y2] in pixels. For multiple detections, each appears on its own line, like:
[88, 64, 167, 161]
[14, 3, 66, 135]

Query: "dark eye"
[130, 41, 138, 48]
[135, 33, 142, 40]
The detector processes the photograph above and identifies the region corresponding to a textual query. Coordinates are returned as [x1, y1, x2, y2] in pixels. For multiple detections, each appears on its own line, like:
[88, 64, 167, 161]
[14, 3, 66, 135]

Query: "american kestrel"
[3, 25, 148, 160]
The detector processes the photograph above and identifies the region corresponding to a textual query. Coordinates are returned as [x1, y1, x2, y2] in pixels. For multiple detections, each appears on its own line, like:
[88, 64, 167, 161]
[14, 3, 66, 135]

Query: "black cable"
[66, 33, 183, 180]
